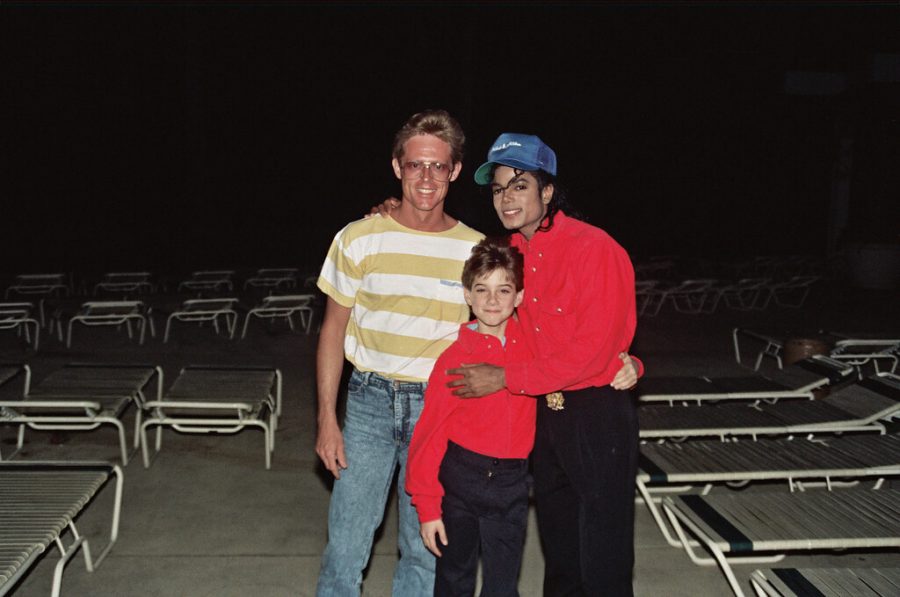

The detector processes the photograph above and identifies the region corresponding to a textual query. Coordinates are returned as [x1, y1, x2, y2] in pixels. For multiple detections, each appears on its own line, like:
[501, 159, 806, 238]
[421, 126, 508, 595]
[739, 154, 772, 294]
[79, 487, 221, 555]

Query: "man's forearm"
[317, 325, 345, 425]
[316, 298, 352, 426]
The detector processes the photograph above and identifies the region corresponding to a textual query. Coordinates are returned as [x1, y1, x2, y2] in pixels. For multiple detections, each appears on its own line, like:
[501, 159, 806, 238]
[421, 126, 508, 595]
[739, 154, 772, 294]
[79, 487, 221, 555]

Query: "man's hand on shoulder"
[365, 197, 401, 219]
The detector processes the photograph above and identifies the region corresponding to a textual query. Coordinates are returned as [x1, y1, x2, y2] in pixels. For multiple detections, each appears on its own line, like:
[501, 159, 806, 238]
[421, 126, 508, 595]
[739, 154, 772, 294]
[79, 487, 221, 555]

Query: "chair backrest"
[183, 298, 238, 309]
[766, 355, 854, 390]
[823, 372, 900, 423]
[256, 268, 298, 276]
[80, 301, 144, 315]
[671, 279, 717, 292]
[261, 294, 314, 307]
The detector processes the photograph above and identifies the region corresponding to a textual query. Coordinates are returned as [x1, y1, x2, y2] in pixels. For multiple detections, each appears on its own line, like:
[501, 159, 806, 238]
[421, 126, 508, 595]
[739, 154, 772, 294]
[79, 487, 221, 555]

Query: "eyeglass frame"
[398, 160, 456, 182]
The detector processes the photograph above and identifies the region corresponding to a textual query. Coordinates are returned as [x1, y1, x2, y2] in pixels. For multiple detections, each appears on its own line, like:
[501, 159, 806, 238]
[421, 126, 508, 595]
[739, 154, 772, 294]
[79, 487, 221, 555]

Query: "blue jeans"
[316, 369, 435, 597]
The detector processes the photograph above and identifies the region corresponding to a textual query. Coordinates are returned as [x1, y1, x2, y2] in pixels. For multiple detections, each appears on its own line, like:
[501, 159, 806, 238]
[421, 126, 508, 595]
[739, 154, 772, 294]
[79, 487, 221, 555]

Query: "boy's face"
[463, 268, 523, 337]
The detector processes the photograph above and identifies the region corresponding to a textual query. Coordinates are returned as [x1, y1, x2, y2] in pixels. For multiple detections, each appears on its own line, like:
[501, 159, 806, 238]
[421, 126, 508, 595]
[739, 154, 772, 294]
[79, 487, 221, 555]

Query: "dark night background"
[2, 2, 898, 279]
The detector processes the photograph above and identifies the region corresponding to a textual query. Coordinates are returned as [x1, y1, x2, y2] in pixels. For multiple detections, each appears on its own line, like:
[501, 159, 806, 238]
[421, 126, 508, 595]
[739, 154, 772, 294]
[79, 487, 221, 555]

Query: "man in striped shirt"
[314, 110, 483, 596]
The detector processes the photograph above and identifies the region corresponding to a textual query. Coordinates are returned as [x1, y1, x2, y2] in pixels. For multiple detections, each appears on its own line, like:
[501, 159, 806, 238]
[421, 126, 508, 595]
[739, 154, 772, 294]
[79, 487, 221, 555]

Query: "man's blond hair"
[392, 109, 465, 165]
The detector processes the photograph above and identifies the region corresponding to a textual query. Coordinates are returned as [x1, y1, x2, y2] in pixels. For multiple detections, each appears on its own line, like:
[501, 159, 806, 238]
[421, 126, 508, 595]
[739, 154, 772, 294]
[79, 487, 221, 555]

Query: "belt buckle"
[545, 391, 565, 411]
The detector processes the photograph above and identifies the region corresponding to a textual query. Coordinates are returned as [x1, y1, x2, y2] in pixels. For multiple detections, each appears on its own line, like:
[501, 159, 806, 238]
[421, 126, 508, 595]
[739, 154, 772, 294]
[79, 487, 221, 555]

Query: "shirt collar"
[456, 318, 520, 353]
[512, 211, 572, 250]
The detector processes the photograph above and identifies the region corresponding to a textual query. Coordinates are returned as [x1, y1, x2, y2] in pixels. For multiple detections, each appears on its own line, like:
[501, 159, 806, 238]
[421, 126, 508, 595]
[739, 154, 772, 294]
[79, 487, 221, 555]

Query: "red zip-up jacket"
[406, 318, 534, 523]
[506, 212, 641, 396]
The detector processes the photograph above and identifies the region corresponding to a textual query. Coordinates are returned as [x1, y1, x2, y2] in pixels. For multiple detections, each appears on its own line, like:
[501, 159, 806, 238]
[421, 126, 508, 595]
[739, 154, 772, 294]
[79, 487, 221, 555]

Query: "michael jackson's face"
[490, 166, 552, 239]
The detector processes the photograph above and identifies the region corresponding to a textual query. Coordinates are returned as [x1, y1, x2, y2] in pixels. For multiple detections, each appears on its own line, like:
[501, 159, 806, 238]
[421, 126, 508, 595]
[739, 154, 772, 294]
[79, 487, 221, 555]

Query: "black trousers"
[532, 386, 639, 597]
[434, 441, 530, 597]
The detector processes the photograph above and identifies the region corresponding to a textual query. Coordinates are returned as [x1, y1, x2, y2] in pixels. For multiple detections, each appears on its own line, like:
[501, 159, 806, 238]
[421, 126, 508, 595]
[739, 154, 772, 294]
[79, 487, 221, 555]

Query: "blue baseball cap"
[473, 133, 558, 185]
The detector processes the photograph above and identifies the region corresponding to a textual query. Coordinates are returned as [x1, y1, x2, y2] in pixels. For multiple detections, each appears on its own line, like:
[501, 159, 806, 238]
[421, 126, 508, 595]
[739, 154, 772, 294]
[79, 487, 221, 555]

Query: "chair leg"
[163, 316, 175, 343]
[133, 408, 143, 450]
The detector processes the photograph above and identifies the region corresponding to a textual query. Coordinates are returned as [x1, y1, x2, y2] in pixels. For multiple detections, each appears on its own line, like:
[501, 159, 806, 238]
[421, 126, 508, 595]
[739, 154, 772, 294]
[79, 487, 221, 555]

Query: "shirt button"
[535, 326, 540, 332]
[556, 307, 563, 312]
[532, 297, 538, 302]
[511, 339, 516, 343]
[520, 390, 525, 394]
[487, 344, 492, 349]
[538, 252, 543, 258]
[492, 458, 499, 465]
[531, 266, 537, 272]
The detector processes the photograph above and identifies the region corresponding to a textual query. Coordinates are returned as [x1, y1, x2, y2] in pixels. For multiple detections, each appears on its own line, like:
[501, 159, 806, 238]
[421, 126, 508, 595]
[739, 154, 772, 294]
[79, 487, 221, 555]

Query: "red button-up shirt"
[406, 318, 534, 523]
[506, 212, 640, 396]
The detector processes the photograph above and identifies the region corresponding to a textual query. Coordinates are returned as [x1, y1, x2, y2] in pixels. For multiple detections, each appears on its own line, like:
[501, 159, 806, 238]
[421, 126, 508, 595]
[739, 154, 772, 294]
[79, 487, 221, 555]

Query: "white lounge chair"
[4, 274, 70, 328]
[241, 294, 315, 338]
[639, 372, 900, 440]
[635, 280, 660, 317]
[163, 298, 240, 342]
[643, 279, 721, 316]
[637, 433, 900, 548]
[176, 270, 234, 294]
[92, 272, 156, 296]
[0, 363, 163, 465]
[0, 461, 123, 597]
[733, 328, 786, 370]
[703, 278, 771, 313]
[65, 301, 155, 347]
[0, 302, 40, 350]
[750, 567, 900, 596]
[755, 275, 821, 309]
[243, 268, 299, 291]
[637, 356, 854, 405]
[140, 365, 282, 469]
[662, 487, 900, 596]
[830, 337, 900, 376]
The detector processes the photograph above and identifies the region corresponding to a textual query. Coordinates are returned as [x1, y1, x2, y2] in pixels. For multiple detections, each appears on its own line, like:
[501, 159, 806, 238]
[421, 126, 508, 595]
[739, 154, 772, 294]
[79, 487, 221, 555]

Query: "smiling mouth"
[502, 209, 521, 216]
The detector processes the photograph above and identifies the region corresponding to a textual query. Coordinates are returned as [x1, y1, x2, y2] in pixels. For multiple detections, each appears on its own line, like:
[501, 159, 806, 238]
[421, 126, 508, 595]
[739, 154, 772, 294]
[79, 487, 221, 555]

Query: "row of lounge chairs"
[733, 327, 900, 374]
[636, 275, 822, 316]
[635, 355, 900, 595]
[0, 360, 284, 594]
[0, 363, 283, 470]
[3, 269, 312, 299]
[0, 294, 317, 349]
[634, 255, 828, 282]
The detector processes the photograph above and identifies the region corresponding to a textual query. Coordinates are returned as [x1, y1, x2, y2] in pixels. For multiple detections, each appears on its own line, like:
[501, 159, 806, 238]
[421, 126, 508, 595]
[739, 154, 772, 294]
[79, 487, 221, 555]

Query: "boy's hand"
[420, 519, 448, 557]
[610, 353, 639, 390]
[365, 197, 401, 218]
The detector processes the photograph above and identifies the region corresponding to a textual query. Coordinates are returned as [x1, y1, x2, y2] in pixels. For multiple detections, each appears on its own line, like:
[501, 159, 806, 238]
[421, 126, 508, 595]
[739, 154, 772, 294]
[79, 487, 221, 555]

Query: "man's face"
[491, 166, 552, 239]
[392, 134, 461, 214]
[463, 268, 523, 337]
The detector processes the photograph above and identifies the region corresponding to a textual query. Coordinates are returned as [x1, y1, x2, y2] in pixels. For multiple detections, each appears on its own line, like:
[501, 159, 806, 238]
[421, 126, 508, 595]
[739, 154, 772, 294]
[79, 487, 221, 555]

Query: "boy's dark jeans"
[533, 386, 639, 597]
[435, 441, 530, 597]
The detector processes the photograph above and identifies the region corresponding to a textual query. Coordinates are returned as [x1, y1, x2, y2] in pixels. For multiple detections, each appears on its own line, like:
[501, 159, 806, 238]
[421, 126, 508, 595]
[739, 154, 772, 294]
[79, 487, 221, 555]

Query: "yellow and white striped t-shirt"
[318, 215, 484, 382]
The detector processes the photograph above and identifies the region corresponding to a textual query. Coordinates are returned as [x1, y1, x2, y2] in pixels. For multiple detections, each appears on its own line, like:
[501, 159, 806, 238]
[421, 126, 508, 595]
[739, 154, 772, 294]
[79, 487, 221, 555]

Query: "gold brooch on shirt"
[545, 391, 565, 411]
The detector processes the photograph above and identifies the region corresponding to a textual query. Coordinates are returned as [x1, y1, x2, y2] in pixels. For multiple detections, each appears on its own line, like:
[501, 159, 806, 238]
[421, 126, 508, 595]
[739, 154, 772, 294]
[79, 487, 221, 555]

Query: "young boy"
[405, 237, 534, 596]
